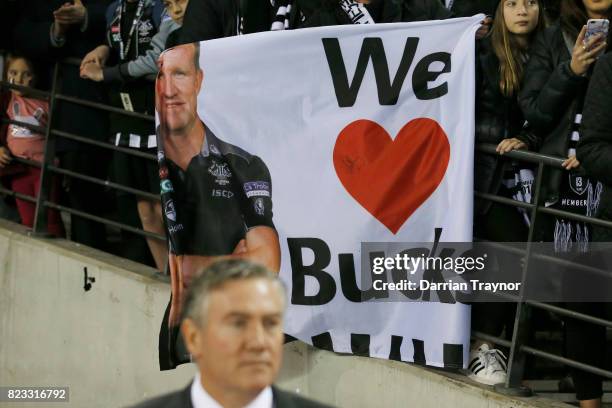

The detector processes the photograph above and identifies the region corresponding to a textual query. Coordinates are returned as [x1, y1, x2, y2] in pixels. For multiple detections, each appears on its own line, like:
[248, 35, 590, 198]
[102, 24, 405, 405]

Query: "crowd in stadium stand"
[0, 0, 611, 407]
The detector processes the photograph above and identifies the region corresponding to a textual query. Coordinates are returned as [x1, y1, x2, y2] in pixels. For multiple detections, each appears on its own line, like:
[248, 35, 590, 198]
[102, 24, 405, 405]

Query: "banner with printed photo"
[155, 16, 481, 369]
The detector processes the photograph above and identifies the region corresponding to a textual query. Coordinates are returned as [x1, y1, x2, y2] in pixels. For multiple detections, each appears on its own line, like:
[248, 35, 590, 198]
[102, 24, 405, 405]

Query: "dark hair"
[560, 0, 612, 39]
[491, 0, 546, 96]
[561, 0, 589, 37]
[181, 259, 285, 326]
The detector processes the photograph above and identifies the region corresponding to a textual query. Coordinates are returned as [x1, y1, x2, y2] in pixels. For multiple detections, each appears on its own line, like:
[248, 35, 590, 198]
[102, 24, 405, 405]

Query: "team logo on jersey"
[209, 144, 221, 156]
[243, 181, 270, 198]
[208, 161, 232, 186]
[164, 200, 177, 222]
[138, 20, 153, 39]
[569, 174, 587, 195]
[159, 166, 169, 180]
[254, 198, 265, 216]
[160, 179, 173, 193]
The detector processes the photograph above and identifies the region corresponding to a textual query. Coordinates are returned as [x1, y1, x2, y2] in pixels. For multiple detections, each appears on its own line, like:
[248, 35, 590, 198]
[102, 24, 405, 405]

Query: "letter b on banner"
[288, 238, 337, 305]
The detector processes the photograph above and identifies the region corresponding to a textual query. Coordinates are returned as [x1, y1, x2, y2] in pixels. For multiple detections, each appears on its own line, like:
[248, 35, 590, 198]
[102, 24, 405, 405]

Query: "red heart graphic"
[333, 118, 450, 234]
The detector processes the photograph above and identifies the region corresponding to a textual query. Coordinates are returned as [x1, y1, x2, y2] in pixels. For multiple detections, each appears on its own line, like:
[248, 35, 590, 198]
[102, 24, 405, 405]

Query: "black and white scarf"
[550, 34, 604, 252]
[270, 0, 374, 31]
[553, 111, 603, 253]
[270, 0, 294, 30]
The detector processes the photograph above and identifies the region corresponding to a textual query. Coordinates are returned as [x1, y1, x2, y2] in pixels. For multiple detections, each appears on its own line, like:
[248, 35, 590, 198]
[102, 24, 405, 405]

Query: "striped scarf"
[553, 111, 603, 253]
[271, 0, 375, 31]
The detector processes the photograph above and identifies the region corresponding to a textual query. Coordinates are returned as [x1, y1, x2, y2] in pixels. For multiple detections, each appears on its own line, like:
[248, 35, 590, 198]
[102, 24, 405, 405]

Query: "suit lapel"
[271, 386, 297, 408]
[172, 385, 193, 408]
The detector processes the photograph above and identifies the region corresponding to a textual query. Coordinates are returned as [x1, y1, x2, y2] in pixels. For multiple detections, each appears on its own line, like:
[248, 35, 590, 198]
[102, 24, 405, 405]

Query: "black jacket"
[103, 0, 160, 141]
[130, 384, 334, 408]
[0, 0, 20, 51]
[577, 52, 612, 240]
[518, 23, 589, 204]
[177, 0, 274, 44]
[474, 38, 538, 213]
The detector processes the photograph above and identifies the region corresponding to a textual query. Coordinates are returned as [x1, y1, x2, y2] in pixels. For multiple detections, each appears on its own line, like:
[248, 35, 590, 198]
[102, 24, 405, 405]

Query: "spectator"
[519, 1, 611, 406]
[519, 0, 610, 249]
[0, 52, 22, 223]
[470, 0, 544, 386]
[12, 0, 112, 251]
[81, 0, 167, 271]
[270, 0, 491, 39]
[131, 259, 332, 408]
[174, 0, 274, 45]
[574, 49, 612, 408]
[79, 0, 184, 82]
[161, 0, 187, 46]
[0, 78, 23, 222]
[2, 54, 64, 236]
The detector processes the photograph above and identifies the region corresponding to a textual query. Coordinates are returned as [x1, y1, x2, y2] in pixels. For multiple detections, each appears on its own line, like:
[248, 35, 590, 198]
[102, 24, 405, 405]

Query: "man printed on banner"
[155, 43, 281, 369]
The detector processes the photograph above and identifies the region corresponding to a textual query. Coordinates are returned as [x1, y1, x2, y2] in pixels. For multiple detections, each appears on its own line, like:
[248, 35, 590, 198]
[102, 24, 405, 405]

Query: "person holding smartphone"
[519, 1, 611, 407]
[575, 36, 612, 408]
[519, 0, 610, 249]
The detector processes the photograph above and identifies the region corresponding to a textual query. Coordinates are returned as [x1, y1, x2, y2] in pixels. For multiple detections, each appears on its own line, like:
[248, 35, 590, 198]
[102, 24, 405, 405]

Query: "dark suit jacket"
[130, 384, 334, 408]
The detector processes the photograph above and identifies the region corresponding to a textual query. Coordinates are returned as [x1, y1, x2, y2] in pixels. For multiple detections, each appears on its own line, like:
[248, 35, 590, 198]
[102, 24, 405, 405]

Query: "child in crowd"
[470, 0, 544, 386]
[0, 67, 17, 220]
[2, 55, 64, 236]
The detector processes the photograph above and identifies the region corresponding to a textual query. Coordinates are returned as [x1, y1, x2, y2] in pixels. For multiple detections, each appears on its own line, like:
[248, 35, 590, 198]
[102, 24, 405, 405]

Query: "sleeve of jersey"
[236, 156, 275, 231]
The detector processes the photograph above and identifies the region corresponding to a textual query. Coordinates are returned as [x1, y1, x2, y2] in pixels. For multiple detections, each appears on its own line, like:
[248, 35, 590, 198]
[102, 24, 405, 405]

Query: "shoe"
[467, 344, 507, 386]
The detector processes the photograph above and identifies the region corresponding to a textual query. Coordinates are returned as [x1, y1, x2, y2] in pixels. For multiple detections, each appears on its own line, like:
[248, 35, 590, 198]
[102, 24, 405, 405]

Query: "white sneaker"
[467, 344, 508, 386]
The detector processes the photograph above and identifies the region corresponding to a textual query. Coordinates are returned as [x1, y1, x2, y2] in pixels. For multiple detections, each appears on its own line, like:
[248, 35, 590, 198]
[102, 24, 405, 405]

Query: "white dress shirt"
[190, 373, 273, 408]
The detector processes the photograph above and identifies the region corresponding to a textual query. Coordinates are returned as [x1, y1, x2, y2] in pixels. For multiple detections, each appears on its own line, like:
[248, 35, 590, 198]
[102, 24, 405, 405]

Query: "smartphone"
[584, 18, 609, 44]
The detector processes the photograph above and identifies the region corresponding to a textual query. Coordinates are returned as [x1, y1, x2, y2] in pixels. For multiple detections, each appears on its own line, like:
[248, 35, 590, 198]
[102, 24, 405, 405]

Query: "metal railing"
[474, 144, 612, 397]
[1, 57, 611, 401]
[0, 57, 164, 242]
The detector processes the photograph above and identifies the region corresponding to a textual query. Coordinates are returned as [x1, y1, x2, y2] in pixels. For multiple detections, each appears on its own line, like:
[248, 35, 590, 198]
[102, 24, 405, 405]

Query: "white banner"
[160, 16, 481, 368]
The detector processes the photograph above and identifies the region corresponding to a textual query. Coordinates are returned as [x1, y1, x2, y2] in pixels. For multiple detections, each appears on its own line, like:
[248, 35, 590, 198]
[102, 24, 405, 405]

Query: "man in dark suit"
[131, 259, 332, 408]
